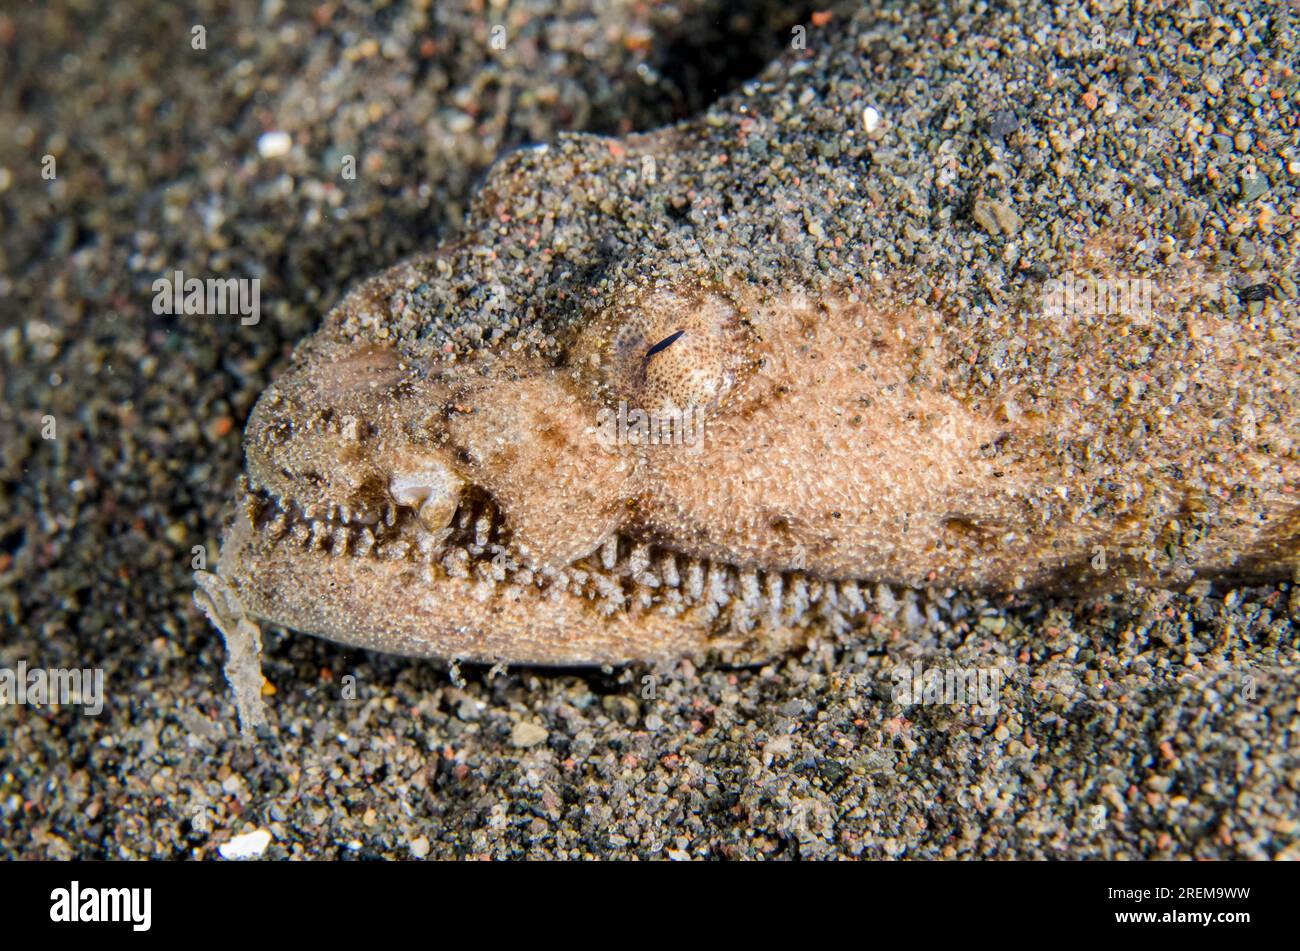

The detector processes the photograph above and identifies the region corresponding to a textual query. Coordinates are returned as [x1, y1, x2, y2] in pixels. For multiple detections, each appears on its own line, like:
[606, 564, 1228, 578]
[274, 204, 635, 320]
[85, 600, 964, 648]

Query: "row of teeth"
[250, 489, 501, 556]
[272, 500, 386, 528]
[250, 491, 932, 632]
[241, 478, 394, 531]
[568, 539, 931, 633]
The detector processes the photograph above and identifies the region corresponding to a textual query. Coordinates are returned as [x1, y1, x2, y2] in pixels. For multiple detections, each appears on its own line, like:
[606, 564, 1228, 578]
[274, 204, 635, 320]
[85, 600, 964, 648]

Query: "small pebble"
[511, 720, 548, 748]
[218, 829, 272, 860]
[257, 131, 292, 159]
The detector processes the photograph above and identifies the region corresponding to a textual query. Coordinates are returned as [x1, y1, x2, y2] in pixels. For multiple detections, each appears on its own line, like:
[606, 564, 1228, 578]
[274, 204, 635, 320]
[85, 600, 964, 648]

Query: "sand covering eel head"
[201, 249, 1299, 667]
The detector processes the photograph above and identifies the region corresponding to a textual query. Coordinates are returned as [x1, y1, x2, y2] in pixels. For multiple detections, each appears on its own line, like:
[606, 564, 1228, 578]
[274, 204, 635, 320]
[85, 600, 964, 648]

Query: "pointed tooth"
[591, 572, 624, 611]
[841, 580, 866, 614]
[742, 569, 762, 608]
[875, 583, 899, 619]
[331, 526, 349, 556]
[356, 528, 374, 557]
[628, 543, 651, 578]
[685, 559, 705, 601]
[660, 553, 680, 589]
[764, 571, 783, 624]
[417, 531, 438, 556]
[730, 570, 760, 632]
[443, 547, 470, 577]
[600, 535, 618, 571]
[787, 573, 809, 622]
[707, 562, 730, 606]
[309, 520, 329, 549]
[474, 558, 498, 585]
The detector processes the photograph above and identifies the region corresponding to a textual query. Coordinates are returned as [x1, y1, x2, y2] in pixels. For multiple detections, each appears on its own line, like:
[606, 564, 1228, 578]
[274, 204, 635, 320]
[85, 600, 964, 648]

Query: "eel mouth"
[224, 481, 929, 665]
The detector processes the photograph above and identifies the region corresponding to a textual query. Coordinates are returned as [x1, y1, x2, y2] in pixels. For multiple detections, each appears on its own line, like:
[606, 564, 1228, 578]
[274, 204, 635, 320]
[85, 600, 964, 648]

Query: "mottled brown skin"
[210, 243, 1300, 665]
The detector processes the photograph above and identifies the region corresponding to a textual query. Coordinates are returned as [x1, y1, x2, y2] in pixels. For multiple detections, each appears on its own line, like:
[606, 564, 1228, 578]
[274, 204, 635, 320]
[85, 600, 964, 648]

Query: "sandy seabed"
[1, 0, 1297, 859]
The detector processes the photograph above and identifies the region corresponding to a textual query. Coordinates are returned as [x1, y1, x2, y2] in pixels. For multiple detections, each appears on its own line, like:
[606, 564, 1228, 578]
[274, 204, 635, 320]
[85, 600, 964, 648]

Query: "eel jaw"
[217, 477, 863, 666]
[215, 279, 1300, 666]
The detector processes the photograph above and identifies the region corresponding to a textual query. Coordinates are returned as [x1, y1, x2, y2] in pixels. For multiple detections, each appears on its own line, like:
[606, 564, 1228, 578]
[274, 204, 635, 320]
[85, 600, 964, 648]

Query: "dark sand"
[1, 0, 1298, 859]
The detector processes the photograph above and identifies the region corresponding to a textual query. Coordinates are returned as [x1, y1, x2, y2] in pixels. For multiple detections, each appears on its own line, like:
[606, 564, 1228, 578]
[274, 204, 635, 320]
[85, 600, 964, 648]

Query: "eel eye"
[644, 330, 685, 363]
